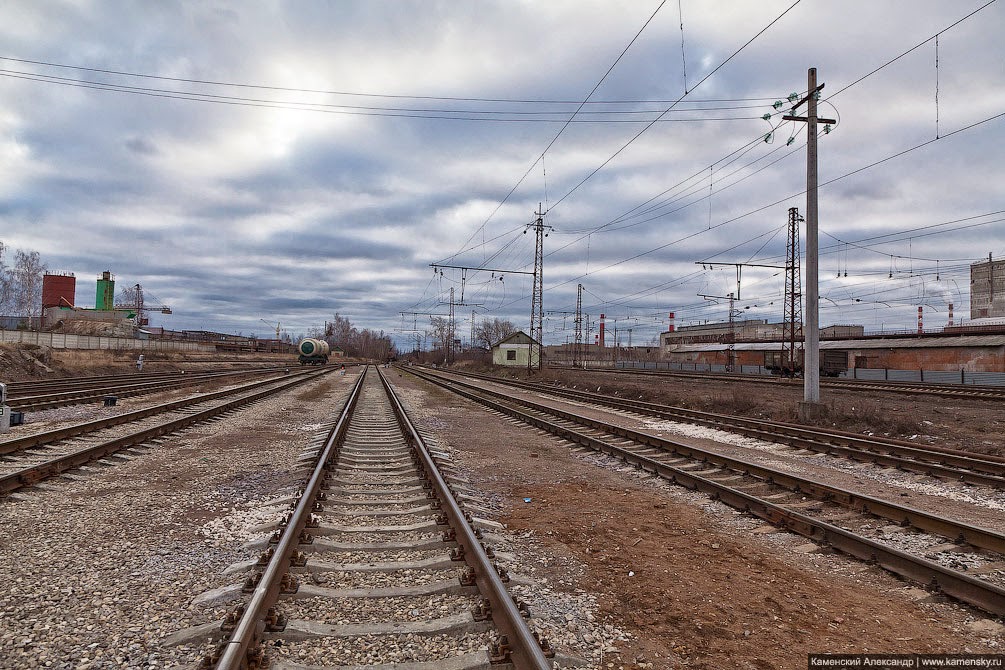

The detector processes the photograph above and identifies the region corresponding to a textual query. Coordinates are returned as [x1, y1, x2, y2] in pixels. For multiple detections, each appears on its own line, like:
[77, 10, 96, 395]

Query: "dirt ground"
[0, 343, 289, 380]
[474, 365, 1005, 458]
[6, 348, 1002, 669]
[390, 370, 1005, 670]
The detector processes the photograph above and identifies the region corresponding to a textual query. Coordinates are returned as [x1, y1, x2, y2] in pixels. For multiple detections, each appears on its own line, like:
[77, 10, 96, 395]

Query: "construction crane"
[115, 283, 171, 326]
[260, 319, 281, 340]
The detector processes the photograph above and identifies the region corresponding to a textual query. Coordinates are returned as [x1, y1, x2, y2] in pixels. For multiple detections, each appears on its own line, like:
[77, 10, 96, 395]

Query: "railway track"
[427, 368, 1005, 490]
[5, 367, 287, 412]
[406, 366, 1005, 616]
[0, 368, 330, 496]
[557, 365, 1005, 400]
[192, 365, 559, 669]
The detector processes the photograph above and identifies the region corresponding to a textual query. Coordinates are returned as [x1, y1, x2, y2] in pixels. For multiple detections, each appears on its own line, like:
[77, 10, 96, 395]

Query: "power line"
[436, 0, 672, 268]
[0, 55, 786, 105]
[0, 69, 774, 123]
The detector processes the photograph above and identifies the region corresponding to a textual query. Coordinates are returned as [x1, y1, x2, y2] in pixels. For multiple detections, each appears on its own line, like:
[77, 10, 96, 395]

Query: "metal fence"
[0, 329, 214, 352]
[608, 360, 1005, 387]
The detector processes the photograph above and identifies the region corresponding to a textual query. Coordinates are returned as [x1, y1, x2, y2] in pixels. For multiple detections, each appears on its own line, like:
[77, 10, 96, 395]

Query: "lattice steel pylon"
[527, 206, 550, 371]
[784, 206, 804, 376]
[574, 283, 583, 366]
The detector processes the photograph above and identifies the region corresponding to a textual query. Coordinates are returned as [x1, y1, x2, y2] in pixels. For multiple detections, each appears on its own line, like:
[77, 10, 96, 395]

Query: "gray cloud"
[0, 1, 1002, 347]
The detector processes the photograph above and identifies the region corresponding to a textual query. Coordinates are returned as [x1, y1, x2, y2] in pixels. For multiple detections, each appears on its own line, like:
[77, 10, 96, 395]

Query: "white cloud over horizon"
[1, 0, 1003, 347]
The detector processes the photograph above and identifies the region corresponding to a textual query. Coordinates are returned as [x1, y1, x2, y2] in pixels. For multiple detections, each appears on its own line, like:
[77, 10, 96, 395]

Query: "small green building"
[491, 331, 542, 367]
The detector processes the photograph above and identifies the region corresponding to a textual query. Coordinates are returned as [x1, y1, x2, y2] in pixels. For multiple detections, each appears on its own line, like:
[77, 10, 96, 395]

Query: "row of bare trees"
[0, 241, 48, 319]
[311, 313, 397, 361]
[422, 316, 517, 362]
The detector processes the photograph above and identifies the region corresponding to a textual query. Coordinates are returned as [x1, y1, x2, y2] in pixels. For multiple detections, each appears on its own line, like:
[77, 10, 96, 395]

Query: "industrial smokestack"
[599, 314, 606, 347]
[668, 311, 675, 333]
[917, 306, 923, 334]
[948, 303, 954, 327]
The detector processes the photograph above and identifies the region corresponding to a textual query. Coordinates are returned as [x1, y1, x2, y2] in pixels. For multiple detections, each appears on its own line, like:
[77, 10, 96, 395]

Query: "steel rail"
[214, 368, 366, 669]
[553, 365, 1005, 400]
[430, 369, 1005, 487]
[411, 369, 1005, 551]
[0, 369, 320, 456]
[4, 367, 281, 393]
[8, 368, 284, 412]
[0, 369, 331, 495]
[405, 367, 1005, 615]
[376, 366, 553, 670]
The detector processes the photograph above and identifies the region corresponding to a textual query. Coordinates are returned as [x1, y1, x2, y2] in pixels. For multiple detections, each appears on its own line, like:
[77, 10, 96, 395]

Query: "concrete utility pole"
[784, 68, 835, 410]
[448, 287, 455, 365]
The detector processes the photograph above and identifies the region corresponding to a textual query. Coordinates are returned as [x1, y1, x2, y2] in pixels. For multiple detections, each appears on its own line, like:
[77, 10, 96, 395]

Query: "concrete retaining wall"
[0, 329, 214, 352]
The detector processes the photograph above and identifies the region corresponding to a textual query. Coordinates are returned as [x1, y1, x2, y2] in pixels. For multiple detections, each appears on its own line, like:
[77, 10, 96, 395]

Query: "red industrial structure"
[41, 273, 76, 309]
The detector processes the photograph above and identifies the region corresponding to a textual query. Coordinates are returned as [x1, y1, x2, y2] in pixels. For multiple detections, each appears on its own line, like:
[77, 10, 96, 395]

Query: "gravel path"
[0, 371, 350, 669]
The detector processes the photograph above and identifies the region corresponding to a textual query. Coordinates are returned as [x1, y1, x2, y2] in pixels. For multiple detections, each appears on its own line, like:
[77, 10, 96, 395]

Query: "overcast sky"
[2, 1, 1003, 348]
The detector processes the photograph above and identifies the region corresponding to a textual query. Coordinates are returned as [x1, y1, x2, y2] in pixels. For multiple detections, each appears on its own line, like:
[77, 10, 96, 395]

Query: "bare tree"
[429, 317, 452, 359]
[9, 249, 47, 318]
[0, 241, 9, 314]
[474, 317, 517, 350]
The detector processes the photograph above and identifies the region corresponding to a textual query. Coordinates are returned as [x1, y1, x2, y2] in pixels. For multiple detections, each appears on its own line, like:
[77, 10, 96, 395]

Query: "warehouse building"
[662, 334, 1005, 375]
[971, 256, 1005, 319]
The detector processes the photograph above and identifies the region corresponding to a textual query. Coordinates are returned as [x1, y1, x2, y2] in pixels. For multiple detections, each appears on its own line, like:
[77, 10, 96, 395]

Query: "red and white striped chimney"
[668, 311, 675, 333]
[917, 306, 923, 334]
[948, 303, 954, 327]
[599, 314, 606, 347]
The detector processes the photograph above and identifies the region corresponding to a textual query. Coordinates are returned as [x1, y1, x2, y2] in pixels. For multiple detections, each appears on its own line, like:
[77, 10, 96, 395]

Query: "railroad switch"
[449, 546, 465, 562]
[289, 550, 309, 566]
[472, 598, 492, 621]
[221, 605, 246, 633]
[257, 548, 275, 565]
[279, 574, 299, 594]
[242, 573, 262, 593]
[459, 567, 476, 586]
[264, 607, 288, 632]
[488, 635, 512, 664]
[534, 631, 556, 658]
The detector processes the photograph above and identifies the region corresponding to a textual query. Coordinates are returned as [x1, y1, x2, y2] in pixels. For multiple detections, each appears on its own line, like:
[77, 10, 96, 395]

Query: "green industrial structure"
[95, 271, 116, 310]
